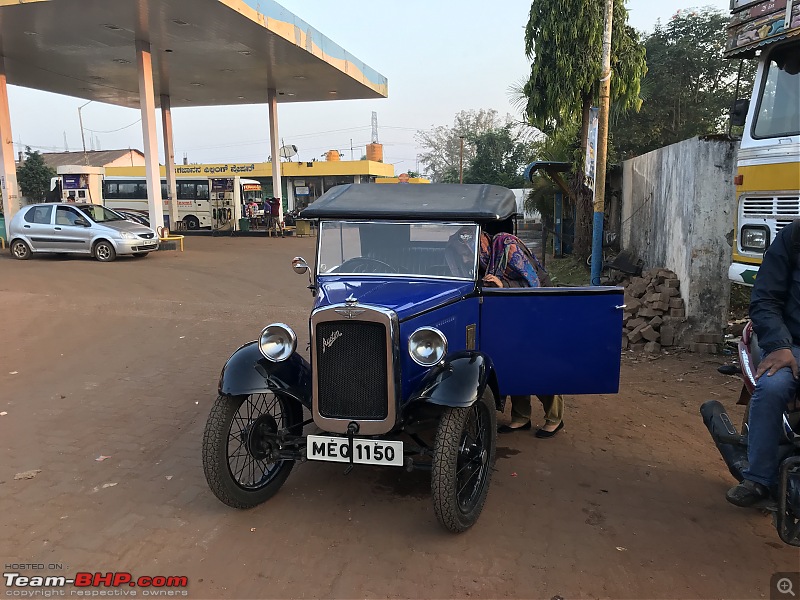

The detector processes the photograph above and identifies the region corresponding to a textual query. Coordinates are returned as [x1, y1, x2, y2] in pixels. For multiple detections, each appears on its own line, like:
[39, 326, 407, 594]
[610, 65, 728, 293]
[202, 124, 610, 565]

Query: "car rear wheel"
[94, 240, 116, 262]
[10, 240, 32, 260]
[431, 387, 497, 533]
[202, 393, 303, 508]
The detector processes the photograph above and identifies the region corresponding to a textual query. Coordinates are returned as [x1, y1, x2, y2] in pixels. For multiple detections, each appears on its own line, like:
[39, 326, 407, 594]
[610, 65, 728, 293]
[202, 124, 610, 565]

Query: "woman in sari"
[469, 230, 565, 438]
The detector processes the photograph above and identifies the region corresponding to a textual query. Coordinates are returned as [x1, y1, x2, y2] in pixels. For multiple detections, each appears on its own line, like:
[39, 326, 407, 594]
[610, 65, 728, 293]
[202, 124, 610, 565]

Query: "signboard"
[242, 183, 261, 192]
[726, 0, 800, 56]
[294, 179, 306, 187]
[211, 178, 233, 193]
[584, 107, 600, 192]
[295, 186, 310, 196]
[62, 174, 88, 190]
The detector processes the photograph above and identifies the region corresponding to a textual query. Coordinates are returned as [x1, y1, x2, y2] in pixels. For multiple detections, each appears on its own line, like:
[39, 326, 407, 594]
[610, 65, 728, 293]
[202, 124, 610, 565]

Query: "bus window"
[118, 183, 138, 199]
[197, 183, 209, 200]
[178, 182, 195, 200]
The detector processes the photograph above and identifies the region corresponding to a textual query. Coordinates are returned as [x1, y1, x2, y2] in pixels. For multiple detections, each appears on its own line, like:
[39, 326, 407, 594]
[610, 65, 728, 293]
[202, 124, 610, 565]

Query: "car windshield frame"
[316, 220, 480, 281]
[76, 204, 126, 223]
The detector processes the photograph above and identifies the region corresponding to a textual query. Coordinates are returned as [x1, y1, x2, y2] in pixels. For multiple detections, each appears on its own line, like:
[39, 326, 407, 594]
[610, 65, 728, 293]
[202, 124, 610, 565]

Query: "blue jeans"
[743, 345, 800, 487]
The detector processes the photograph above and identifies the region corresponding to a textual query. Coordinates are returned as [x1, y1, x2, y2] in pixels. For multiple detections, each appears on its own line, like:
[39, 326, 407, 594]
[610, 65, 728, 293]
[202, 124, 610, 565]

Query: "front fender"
[407, 351, 500, 410]
[218, 341, 312, 409]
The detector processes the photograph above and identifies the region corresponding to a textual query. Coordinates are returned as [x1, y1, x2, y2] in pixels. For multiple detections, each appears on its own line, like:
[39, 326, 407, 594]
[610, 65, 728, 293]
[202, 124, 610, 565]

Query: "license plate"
[306, 435, 403, 467]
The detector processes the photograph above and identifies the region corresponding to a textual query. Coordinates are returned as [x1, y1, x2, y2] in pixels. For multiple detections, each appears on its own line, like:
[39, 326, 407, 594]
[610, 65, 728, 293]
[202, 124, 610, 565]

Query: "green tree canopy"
[522, 0, 647, 256]
[463, 124, 531, 189]
[416, 109, 504, 183]
[611, 7, 756, 158]
[18, 147, 56, 203]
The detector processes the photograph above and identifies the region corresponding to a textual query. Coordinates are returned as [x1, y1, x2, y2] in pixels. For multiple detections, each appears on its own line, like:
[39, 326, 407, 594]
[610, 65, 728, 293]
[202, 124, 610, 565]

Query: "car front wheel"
[94, 240, 116, 262]
[431, 387, 497, 533]
[10, 240, 32, 260]
[202, 393, 302, 508]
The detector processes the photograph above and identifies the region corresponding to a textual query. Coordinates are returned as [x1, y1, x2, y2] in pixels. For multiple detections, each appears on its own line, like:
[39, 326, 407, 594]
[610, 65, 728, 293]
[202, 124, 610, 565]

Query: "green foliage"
[17, 147, 56, 202]
[523, 0, 647, 133]
[416, 109, 503, 183]
[612, 7, 757, 158]
[462, 125, 530, 188]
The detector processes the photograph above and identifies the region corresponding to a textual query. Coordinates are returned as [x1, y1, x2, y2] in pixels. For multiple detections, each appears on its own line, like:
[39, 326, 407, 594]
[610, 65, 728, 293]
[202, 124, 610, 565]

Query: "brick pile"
[621, 269, 686, 353]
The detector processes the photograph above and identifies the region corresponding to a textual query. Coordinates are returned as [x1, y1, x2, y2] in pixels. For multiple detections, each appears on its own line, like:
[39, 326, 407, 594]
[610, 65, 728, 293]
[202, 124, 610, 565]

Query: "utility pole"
[459, 136, 465, 184]
[78, 100, 91, 165]
[590, 0, 614, 286]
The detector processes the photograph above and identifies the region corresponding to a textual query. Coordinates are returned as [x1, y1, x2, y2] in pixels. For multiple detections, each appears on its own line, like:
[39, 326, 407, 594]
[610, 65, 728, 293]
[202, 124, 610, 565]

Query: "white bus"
[101, 176, 262, 230]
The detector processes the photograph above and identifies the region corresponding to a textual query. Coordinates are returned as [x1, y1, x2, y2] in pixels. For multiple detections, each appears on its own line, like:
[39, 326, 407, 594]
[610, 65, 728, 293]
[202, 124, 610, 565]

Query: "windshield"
[318, 221, 479, 279]
[754, 45, 800, 139]
[77, 205, 125, 223]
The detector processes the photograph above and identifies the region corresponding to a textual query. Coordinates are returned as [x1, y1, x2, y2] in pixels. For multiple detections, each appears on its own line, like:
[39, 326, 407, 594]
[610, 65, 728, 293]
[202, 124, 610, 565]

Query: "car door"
[53, 206, 93, 253]
[20, 205, 55, 250]
[479, 287, 624, 396]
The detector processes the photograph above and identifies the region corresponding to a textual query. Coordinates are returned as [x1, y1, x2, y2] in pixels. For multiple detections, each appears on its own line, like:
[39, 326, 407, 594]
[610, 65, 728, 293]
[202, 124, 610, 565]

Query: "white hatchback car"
[8, 203, 159, 262]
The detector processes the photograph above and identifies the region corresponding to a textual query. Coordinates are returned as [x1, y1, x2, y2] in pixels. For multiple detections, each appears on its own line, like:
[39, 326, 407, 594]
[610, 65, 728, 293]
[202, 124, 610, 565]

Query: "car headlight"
[258, 323, 297, 362]
[408, 326, 447, 367]
[740, 226, 769, 253]
[119, 231, 137, 240]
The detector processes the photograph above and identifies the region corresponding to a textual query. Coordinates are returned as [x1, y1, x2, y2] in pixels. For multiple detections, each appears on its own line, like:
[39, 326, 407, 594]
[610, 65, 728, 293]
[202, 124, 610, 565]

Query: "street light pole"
[459, 135, 465, 184]
[78, 101, 91, 166]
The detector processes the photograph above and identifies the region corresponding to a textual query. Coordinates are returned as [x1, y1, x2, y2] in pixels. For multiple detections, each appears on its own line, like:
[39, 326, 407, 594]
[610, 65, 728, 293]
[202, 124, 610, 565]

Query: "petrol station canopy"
[0, 0, 388, 108]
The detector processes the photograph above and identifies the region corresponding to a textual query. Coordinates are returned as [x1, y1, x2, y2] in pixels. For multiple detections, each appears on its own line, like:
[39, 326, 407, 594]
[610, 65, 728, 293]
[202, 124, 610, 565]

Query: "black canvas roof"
[299, 183, 518, 221]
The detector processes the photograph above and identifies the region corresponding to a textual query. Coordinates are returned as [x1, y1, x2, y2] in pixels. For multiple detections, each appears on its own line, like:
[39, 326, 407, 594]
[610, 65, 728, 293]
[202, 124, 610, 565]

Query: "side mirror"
[75, 218, 90, 227]
[291, 256, 309, 274]
[730, 99, 749, 127]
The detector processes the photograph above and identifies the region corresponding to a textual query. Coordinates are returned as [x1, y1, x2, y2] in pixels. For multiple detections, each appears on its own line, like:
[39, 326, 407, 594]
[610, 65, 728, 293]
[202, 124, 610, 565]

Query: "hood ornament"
[337, 295, 363, 319]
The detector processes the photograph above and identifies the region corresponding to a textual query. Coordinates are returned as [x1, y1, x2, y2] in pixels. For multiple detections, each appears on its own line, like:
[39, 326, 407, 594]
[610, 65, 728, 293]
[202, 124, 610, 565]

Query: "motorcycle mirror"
[291, 257, 309, 274]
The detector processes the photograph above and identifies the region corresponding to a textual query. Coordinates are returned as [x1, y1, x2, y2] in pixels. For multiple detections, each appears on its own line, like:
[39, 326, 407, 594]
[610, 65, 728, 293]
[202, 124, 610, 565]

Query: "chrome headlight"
[408, 326, 447, 367]
[740, 226, 769, 253]
[119, 231, 137, 240]
[258, 323, 297, 362]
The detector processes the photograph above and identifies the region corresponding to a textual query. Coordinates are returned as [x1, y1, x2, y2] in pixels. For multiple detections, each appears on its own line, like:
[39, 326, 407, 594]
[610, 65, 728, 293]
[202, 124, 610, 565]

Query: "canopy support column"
[267, 88, 283, 225]
[161, 94, 179, 228]
[0, 54, 20, 231]
[136, 39, 164, 232]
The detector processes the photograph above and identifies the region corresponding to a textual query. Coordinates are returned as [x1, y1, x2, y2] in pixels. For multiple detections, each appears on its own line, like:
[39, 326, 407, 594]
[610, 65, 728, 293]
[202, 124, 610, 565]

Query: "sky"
[8, 0, 732, 175]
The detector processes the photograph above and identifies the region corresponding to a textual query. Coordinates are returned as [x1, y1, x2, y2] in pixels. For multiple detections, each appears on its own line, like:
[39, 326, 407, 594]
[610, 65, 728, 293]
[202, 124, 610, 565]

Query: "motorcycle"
[700, 322, 800, 546]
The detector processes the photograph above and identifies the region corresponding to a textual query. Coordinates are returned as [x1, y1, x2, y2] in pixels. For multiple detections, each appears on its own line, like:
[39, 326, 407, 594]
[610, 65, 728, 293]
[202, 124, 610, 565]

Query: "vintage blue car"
[202, 183, 623, 532]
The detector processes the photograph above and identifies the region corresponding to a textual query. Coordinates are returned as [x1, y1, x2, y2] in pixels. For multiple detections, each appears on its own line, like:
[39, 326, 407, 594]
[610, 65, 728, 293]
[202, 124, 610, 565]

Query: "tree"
[611, 7, 757, 158]
[462, 124, 531, 189]
[18, 147, 56, 202]
[416, 109, 503, 183]
[522, 0, 647, 256]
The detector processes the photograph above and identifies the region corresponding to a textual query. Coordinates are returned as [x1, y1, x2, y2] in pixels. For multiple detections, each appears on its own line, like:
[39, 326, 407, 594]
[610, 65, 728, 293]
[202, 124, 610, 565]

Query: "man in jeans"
[727, 220, 800, 506]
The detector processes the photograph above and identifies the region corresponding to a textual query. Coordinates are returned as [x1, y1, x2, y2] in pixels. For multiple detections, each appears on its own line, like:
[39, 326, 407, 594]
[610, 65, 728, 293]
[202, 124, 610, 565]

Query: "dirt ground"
[0, 236, 796, 600]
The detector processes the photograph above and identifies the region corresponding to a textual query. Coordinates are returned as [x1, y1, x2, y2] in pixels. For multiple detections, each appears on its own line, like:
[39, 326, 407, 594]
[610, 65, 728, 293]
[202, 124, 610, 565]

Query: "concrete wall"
[621, 137, 738, 337]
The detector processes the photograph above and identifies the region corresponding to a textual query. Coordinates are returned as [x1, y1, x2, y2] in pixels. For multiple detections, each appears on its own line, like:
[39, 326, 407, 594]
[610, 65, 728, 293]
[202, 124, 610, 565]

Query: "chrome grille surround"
[310, 303, 400, 435]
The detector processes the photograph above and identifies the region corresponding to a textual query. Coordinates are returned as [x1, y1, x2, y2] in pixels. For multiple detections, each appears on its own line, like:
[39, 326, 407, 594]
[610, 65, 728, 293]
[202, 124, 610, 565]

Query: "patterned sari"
[480, 232, 549, 288]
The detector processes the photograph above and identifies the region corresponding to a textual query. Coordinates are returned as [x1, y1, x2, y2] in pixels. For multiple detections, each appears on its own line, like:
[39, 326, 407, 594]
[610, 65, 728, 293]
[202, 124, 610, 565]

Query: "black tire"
[202, 393, 302, 509]
[431, 387, 497, 533]
[184, 215, 200, 230]
[94, 240, 116, 262]
[132, 252, 149, 258]
[10, 240, 32, 260]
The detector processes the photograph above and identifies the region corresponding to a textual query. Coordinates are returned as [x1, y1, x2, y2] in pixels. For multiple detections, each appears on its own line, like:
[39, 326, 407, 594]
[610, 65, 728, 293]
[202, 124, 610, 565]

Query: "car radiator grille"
[138, 233, 155, 239]
[315, 321, 388, 420]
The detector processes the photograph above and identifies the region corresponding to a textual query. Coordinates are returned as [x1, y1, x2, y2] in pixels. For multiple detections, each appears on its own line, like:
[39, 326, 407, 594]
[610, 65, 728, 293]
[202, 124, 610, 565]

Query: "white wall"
[621, 137, 738, 336]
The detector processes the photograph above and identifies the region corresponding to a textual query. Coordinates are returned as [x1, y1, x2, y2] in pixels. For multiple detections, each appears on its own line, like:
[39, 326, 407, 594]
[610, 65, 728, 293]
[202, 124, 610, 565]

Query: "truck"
[726, 0, 800, 285]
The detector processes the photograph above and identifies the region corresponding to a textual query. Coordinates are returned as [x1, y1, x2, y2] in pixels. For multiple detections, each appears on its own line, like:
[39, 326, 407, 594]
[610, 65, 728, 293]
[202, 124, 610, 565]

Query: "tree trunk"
[573, 94, 593, 258]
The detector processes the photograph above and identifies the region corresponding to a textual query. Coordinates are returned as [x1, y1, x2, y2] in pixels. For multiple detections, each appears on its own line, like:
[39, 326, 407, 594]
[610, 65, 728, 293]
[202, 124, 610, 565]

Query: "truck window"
[754, 47, 800, 138]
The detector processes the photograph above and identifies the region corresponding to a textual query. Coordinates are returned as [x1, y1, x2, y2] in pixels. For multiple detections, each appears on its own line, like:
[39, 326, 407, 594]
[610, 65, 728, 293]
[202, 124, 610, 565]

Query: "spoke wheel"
[432, 388, 496, 533]
[203, 393, 301, 508]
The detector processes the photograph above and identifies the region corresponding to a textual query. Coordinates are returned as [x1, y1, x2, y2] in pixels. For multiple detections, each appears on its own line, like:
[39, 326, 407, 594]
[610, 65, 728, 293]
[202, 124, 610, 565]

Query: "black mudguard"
[407, 351, 501, 410]
[218, 341, 312, 409]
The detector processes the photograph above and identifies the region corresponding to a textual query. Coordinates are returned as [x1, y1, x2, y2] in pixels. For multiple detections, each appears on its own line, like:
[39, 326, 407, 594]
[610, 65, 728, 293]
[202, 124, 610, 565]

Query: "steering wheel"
[337, 257, 397, 274]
